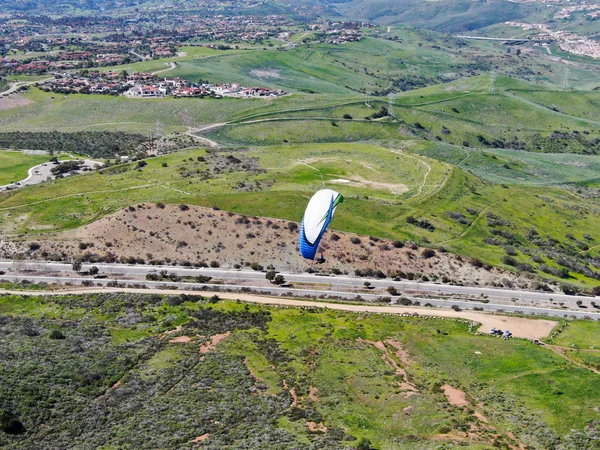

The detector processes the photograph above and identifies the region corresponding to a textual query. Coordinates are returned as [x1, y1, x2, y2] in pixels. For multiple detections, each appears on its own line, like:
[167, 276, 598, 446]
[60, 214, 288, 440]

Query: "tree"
[265, 271, 276, 282]
[356, 437, 376, 450]
[89, 266, 99, 276]
[49, 329, 65, 339]
[273, 275, 285, 285]
[72, 258, 82, 273]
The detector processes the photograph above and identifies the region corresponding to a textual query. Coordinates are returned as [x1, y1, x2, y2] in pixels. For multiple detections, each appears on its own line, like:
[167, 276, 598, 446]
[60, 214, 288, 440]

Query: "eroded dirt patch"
[0, 94, 34, 110]
[306, 421, 327, 433]
[442, 384, 470, 407]
[190, 433, 209, 446]
[250, 68, 281, 79]
[200, 332, 230, 353]
[309, 386, 319, 402]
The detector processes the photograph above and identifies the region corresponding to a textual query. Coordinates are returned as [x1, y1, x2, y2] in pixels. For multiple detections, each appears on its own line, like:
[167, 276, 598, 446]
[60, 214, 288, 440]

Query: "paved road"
[0, 160, 103, 192]
[0, 77, 54, 97]
[2, 262, 599, 320]
[1, 260, 595, 307]
[455, 36, 529, 42]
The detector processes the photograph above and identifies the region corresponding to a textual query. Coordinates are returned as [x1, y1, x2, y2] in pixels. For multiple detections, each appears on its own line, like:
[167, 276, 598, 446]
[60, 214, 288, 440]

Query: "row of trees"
[0, 131, 147, 159]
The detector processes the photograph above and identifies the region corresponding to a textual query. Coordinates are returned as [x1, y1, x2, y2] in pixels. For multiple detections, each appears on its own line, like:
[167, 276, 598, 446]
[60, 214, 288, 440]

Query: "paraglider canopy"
[299, 188, 343, 260]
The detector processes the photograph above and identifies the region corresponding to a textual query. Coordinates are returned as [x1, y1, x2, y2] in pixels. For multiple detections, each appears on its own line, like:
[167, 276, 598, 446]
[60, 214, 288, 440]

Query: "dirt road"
[0, 287, 557, 339]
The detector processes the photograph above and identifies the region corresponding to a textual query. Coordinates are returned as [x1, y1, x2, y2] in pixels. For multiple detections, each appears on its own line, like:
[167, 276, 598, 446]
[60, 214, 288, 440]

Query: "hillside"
[3, 203, 528, 288]
[331, 0, 534, 32]
[1, 142, 600, 289]
[1, 292, 599, 449]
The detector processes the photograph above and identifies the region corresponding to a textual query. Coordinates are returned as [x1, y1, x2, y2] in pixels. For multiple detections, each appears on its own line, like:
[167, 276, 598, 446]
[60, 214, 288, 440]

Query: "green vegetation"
[0, 131, 148, 159]
[0, 151, 49, 185]
[0, 292, 598, 449]
[553, 320, 600, 349]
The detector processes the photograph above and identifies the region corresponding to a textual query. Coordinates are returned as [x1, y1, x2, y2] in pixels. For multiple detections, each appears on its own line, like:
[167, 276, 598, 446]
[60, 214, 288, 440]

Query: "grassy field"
[0, 151, 50, 185]
[0, 292, 598, 449]
[552, 320, 600, 348]
[410, 142, 600, 187]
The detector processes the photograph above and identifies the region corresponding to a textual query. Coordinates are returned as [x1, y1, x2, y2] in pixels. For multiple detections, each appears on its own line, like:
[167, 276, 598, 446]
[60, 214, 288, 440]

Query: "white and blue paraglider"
[299, 188, 343, 260]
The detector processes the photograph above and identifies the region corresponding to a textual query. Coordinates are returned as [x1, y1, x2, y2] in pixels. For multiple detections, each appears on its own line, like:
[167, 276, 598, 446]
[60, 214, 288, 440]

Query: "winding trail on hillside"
[151, 62, 177, 75]
[0, 286, 557, 340]
[388, 149, 431, 197]
[185, 124, 224, 147]
[546, 345, 600, 376]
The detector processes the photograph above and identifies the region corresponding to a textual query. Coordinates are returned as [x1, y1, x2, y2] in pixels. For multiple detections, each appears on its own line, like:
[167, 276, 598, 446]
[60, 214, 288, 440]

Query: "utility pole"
[488, 71, 496, 95]
[388, 93, 395, 118]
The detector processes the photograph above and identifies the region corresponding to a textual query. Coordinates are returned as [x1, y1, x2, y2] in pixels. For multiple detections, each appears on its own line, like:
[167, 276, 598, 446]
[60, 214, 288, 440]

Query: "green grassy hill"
[2, 143, 600, 288]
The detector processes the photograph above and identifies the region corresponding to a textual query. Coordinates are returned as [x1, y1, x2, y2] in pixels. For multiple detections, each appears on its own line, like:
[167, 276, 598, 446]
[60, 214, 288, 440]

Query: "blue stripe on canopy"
[299, 194, 335, 260]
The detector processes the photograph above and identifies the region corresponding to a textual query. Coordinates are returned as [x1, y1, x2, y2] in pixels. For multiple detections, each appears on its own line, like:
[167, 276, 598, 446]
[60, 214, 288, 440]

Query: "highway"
[1, 260, 596, 305]
[1, 260, 599, 319]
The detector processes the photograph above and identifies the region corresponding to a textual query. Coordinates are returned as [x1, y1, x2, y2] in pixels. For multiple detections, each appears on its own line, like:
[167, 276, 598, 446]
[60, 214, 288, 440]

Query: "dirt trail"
[0, 287, 557, 340]
[547, 345, 600, 375]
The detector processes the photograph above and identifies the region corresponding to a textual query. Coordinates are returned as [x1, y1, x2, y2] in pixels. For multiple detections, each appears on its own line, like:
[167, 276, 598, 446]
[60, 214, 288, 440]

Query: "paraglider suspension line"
[298, 162, 325, 189]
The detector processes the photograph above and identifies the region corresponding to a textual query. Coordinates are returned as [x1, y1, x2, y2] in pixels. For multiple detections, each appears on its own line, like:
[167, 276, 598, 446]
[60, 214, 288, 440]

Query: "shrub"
[179, 204, 189, 211]
[421, 249, 436, 259]
[49, 329, 65, 340]
[392, 240, 404, 248]
[502, 256, 517, 266]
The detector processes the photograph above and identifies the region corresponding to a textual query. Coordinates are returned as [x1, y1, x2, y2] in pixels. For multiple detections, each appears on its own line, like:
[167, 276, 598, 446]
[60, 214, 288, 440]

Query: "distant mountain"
[1, 0, 534, 32]
[324, 0, 534, 32]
